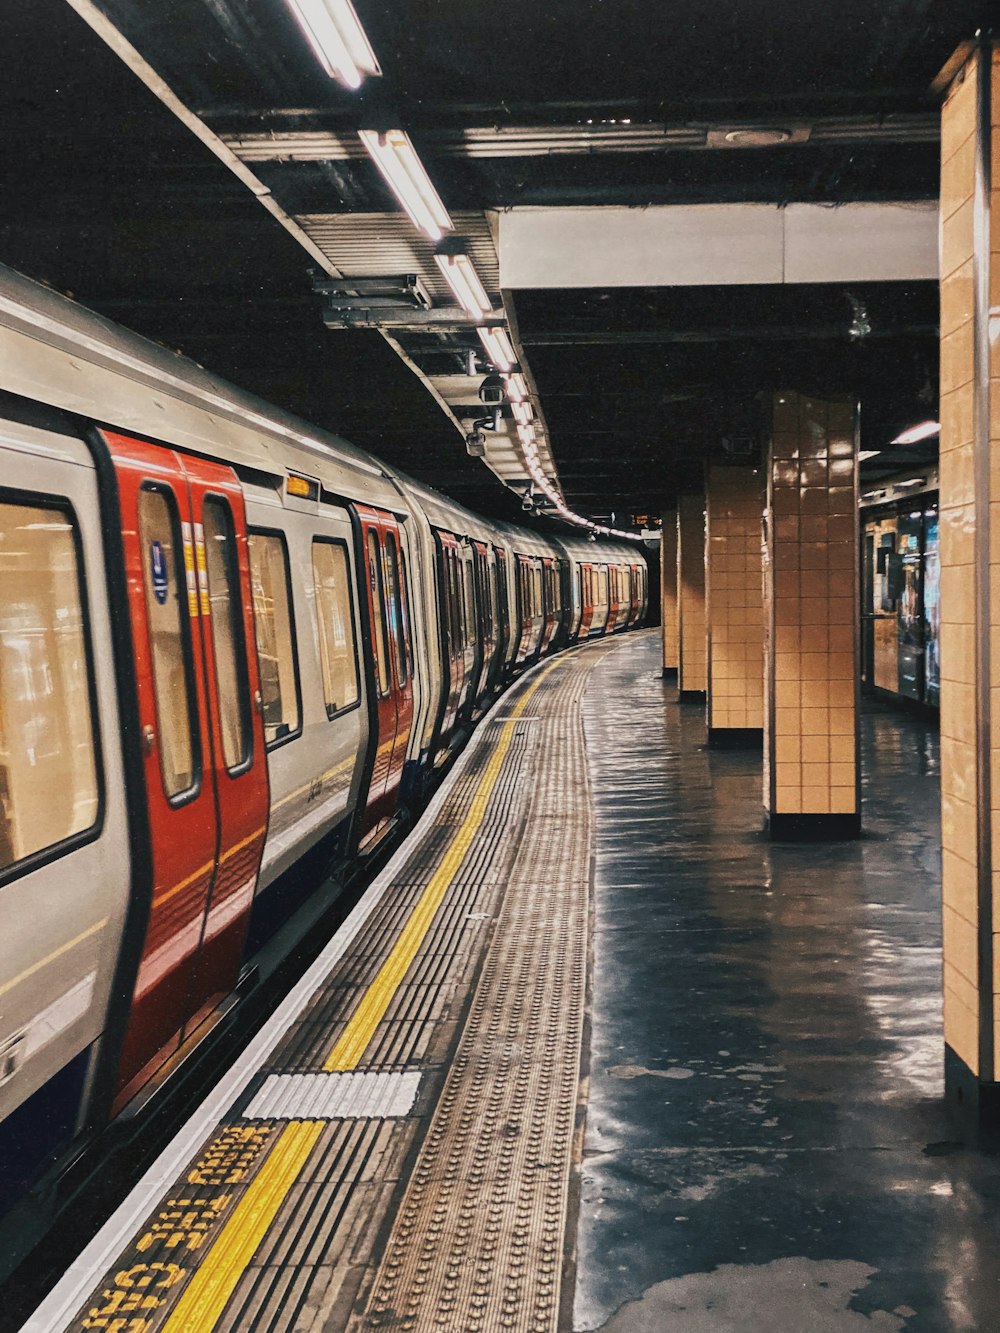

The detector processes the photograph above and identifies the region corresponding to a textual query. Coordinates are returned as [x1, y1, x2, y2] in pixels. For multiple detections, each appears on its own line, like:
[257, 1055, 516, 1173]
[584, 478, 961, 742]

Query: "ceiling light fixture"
[890, 420, 940, 445]
[358, 129, 453, 240]
[286, 0, 381, 88]
[512, 401, 533, 426]
[433, 250, 492, 318]
[504, 372, 528, 403]
[477, 325, 516, 372]
[517, 422, 536, 447]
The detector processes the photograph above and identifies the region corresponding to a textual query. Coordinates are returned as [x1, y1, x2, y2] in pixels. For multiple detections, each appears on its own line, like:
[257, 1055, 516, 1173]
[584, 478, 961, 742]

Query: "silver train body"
[0, 263, 646, 1257]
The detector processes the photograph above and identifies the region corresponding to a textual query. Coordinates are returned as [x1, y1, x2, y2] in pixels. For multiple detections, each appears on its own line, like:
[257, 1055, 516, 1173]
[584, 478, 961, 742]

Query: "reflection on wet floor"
[574, 631, 1000, 1333]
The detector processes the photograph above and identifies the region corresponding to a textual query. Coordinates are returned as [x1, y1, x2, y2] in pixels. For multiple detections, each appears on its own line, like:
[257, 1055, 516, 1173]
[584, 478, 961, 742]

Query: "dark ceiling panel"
[517, 282, 938, 510]
[2, 0, 970, 529]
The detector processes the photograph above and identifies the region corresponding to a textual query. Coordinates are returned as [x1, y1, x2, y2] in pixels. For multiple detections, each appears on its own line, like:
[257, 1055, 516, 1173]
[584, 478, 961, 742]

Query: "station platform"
[23, 630, 1000, 1333]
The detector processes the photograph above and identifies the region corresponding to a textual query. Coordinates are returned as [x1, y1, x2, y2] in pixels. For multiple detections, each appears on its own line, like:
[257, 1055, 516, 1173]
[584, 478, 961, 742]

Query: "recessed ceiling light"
[719, 127, 794, 147]
[358, 129, 452, 240]
[891, 420, 940, 445]
[286, 0, 381, 88]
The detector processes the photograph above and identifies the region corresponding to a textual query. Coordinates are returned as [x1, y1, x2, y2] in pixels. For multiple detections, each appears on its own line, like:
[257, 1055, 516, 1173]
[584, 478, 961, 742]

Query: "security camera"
[522, 486, 534, 512]
[465, 429, 486, 457]
[478, 373, 505, 407]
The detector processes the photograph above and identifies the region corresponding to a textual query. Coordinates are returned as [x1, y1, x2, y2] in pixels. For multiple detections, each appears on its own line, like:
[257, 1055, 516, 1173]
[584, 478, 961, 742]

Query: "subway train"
[0, 263, 647, 1254]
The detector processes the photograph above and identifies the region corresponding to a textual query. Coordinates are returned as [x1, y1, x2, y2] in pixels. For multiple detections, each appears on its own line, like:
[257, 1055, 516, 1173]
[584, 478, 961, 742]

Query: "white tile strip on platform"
[242, 1071, 423, 1121]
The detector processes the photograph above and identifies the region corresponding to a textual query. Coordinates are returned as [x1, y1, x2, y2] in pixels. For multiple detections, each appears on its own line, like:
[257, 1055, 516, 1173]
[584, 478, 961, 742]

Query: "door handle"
[254, 690, 263, 715]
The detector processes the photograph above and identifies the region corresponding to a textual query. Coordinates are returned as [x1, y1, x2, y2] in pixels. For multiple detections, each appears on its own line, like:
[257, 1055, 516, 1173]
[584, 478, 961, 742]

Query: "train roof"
[0, 262, 408, 514]
[0, 262, 648, 557]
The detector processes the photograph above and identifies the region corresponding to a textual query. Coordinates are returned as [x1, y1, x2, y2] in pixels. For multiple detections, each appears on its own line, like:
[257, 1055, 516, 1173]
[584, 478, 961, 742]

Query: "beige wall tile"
[706, 468, 764, 729]
[677, 495, 707, 693]
[661, 512, 679, 670]
[764, 390, 857, 819]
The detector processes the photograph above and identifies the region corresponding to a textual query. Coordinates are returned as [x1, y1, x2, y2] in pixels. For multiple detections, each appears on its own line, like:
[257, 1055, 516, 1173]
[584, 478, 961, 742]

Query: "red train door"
[580, 562, 595, 638]
[182, 454, 270, 1027]
[355, 506, 414, 843]
[99, 431, 268, 1106]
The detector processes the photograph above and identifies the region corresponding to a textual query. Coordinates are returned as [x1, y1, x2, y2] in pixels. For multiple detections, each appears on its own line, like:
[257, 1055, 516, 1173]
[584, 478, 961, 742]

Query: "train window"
[436, 545, 453, 655]
[450, 553, 463, 649]
[384, 531, 407, 686]
[0, 499, 100, 875]
[248, 532, 301, 746]
[463, 558, 476, 643]
[312, 539, 360, 717]
[398, 543, 414, 675]
[489, 560, 500, 638]
[366, 531, 390, 696]
[138, 486, 199, 801]
[202, 498, 251, 773]
[533, 564, 543, 617]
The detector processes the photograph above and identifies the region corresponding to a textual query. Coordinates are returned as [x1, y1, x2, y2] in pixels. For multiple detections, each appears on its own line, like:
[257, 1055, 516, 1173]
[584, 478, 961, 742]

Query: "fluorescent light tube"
[286, 0, 381, 88]
[504, 373, 528, 403]
[512, 401, 533, 426]
[890, 420, 939, 445]
[478, 325, 516, 372]
[517, 422, 536, 447]
[434, 251, 492, 318]
[359, 130, 453, 240]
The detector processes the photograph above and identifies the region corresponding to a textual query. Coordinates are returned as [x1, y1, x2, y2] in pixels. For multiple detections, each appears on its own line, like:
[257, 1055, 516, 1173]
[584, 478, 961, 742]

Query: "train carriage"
[0, 261, 646, 1266]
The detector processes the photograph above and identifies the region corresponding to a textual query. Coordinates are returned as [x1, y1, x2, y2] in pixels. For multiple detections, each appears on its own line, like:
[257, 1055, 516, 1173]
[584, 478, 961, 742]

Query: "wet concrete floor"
[574, 632, 1000, 1332]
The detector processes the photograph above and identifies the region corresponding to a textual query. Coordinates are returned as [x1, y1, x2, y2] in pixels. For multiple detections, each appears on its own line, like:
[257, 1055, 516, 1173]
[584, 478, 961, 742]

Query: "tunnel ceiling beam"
[498, 202, 938, 290]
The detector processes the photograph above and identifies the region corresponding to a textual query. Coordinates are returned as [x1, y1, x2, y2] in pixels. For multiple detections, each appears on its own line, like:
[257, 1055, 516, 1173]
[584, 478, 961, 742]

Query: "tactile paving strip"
[353, 662, 600, 1333]
[44, 643, 614, 1333]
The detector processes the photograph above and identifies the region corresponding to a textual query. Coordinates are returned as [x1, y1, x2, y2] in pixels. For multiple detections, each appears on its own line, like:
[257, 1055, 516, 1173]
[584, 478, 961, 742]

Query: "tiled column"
[938, 42, 1000, 1141]
[706, 465, 764, 747]
[677, 494, 707, 700]
[764, 390, 858, 839]
[660, 510, 679, 677]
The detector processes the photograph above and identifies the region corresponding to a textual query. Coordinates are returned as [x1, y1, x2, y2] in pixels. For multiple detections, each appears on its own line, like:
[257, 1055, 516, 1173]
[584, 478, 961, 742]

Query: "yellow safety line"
[323, 657, 564, 1072]
[161, 1119, 325, 1333]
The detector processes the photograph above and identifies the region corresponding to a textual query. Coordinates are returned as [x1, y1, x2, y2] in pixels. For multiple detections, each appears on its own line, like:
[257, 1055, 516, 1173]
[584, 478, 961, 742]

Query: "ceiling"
[1, 0, 986, 527]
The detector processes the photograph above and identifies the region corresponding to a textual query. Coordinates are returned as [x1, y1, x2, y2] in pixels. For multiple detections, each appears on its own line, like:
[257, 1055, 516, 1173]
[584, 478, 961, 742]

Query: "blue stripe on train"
[0, 1048, 90, 1214]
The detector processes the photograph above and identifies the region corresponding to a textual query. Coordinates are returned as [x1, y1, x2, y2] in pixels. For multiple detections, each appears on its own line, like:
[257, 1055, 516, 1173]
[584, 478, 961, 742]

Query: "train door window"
[138, 486, 198, 800]
[446, 552, 456, 650]
[463, 558, 476, 642]
[366, 531, 390, 696]
[398, 543, 414, 677]
[202, 498, 251, 772]
[453, 554, 465, 648]
[489, 561, 499, 632]
[533, 564, 543, 616]
[248, 532, 301, 746]
[486, 555, 495, 638]
[437, 545, 453, 655]
[384, 531, 408, 686]
[0, 499, 100, 874]
[312, 539, 361, 716]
